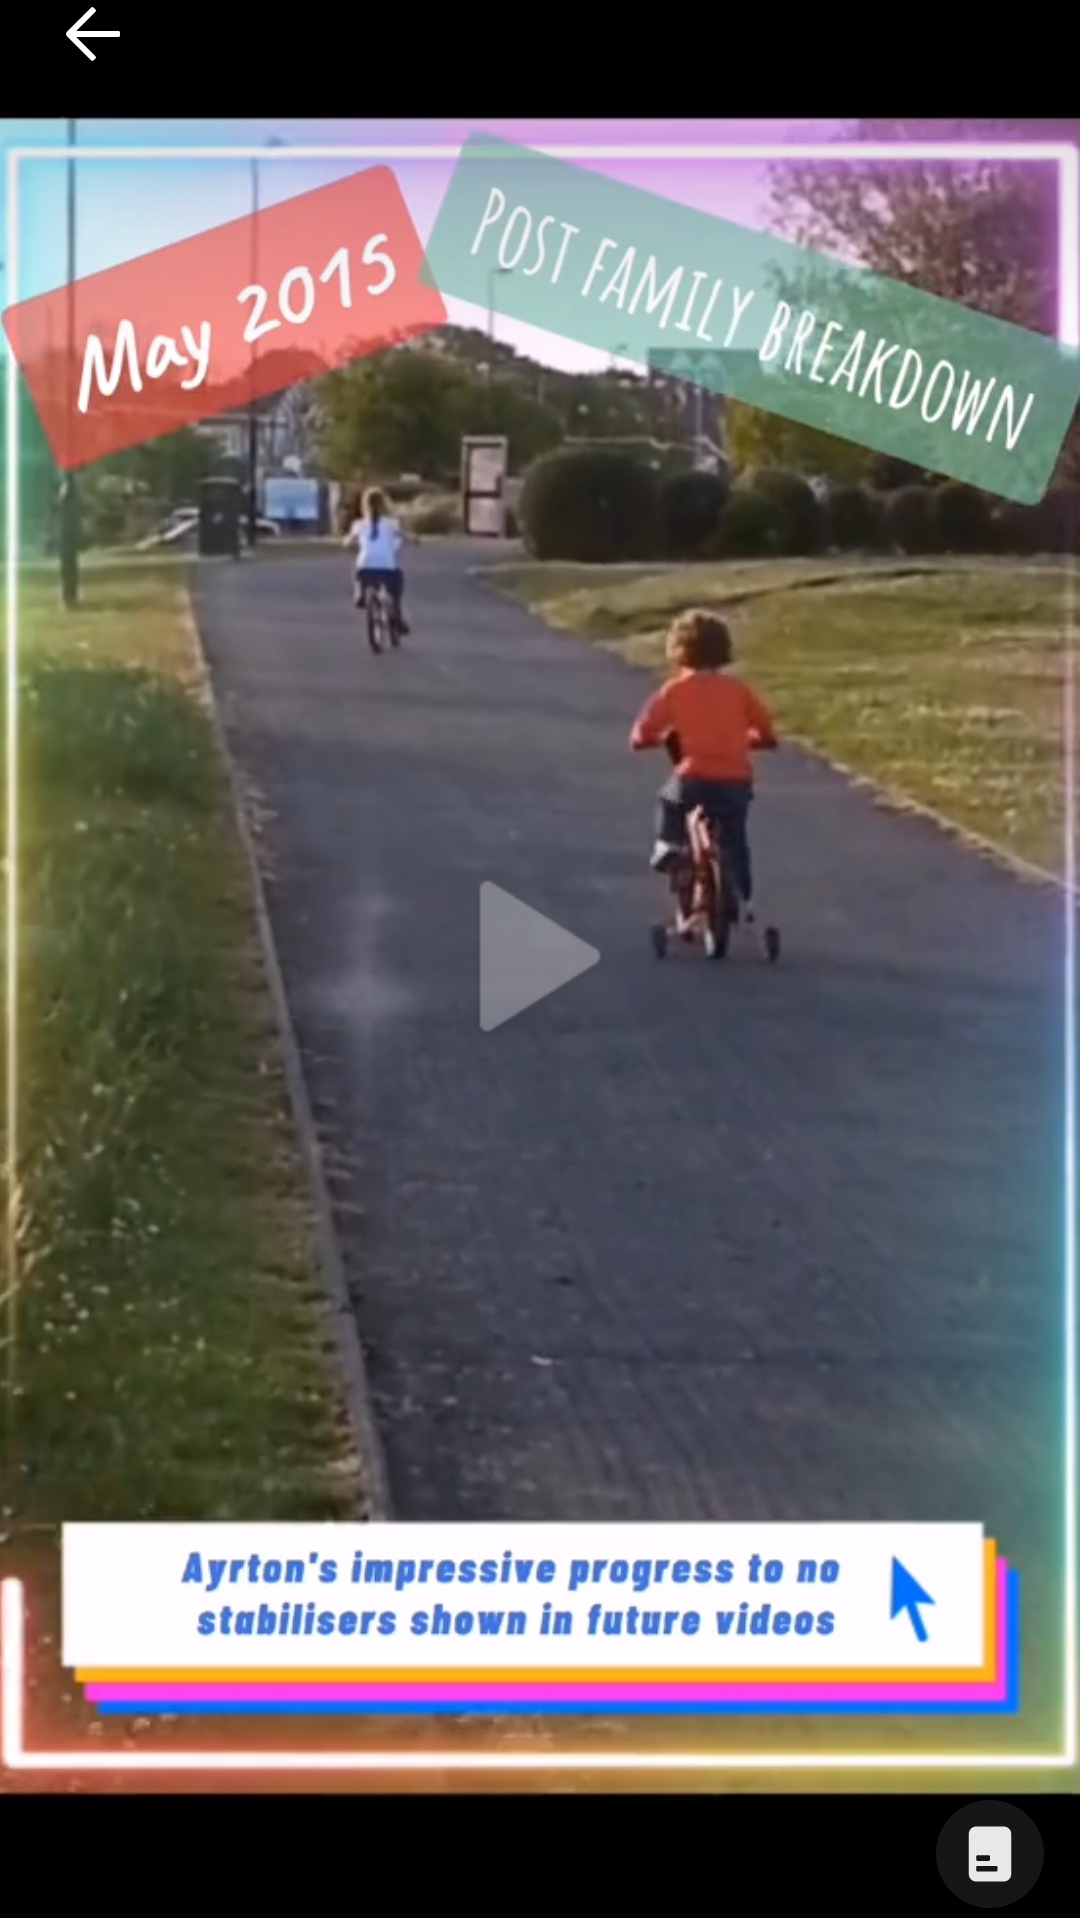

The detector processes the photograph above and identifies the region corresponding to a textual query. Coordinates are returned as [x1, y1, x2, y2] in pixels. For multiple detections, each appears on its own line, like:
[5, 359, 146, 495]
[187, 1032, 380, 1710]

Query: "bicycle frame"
[657, 730, 740, 959]
[361, 577, 396, 652]
[671, 806, 736, 947]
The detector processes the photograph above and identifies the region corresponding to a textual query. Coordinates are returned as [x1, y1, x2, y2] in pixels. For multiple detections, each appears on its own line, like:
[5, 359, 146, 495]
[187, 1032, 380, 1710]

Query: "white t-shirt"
[350, 516, 401, 570]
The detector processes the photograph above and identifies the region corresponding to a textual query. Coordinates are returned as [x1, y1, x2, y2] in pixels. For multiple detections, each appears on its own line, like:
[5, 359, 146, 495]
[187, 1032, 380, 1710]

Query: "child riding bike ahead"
[629, 610, 777, 922]
[344, 486, 410, 635]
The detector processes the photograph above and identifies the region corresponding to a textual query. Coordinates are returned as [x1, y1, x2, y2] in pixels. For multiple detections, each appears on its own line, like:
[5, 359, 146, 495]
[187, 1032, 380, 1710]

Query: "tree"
[71, 426, 220, 546]
[768, 119, 1080, 480]
[459, 377, 563, 472]
[767, 119, 1061, 335]
[316, 349, 472, 480]
[724, 400, 873, 480]
[125, 426, 219, 502]
[316, 345, 564, 482]
[0, 374, 60, 553]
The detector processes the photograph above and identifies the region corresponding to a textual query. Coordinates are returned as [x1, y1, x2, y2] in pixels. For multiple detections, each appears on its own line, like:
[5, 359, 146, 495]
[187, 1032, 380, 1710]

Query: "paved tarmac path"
[196, 540, 1065, 1727]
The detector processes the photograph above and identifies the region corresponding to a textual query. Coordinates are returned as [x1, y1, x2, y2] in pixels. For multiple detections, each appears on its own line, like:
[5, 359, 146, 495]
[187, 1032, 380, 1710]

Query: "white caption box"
[62, 1522, 988, 1672]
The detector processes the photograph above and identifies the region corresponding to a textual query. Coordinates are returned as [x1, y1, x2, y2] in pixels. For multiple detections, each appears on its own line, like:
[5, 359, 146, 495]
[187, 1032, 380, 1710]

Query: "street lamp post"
[246, 156, 258, 548]
[60, 118, 79, 608]
[247, 137, 287, 548]
[488, 265, 510, 341]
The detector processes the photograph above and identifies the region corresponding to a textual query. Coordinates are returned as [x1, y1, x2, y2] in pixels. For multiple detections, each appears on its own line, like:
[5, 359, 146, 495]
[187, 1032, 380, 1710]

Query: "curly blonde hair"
[665, 609, 733, 671]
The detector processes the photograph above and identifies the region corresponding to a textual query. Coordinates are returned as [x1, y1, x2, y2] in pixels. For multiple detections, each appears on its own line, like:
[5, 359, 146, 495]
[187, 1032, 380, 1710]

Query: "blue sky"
[0, 118, 841, 373]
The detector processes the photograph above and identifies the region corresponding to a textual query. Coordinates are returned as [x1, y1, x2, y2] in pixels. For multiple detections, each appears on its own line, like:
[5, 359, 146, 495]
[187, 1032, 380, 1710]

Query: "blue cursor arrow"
[891, 1558, 934, 1642]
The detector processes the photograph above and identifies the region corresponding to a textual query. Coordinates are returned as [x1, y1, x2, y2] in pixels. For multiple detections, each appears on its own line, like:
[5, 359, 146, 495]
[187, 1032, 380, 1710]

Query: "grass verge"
[2, 561, 362, 1537]
[488, 555, 1075, 876]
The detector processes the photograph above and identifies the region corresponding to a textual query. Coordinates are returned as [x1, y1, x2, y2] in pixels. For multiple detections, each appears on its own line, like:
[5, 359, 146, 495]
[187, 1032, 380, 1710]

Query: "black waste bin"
[198, 477, 242, 558]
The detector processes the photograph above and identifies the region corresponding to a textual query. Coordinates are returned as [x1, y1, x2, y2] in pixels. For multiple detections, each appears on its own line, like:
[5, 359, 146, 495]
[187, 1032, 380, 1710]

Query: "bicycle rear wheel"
[367, 592, 388, 653]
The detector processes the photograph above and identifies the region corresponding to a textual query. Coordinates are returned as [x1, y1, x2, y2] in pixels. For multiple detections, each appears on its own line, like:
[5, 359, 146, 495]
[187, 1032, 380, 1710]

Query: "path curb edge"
[184, 587, 395, 1524]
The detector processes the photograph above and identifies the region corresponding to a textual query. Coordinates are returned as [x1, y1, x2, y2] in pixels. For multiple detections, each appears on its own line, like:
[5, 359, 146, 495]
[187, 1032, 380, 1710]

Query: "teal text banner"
[424, 135, 1080, 504]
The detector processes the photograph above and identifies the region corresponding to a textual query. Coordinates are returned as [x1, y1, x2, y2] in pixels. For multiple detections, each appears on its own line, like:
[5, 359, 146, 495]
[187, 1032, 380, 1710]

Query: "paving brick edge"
[183, 592, 394, 1523]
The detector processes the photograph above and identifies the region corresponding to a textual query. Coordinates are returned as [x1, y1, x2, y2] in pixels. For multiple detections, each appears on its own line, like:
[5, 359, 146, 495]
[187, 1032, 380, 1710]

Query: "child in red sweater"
[630, 610, 777, 917]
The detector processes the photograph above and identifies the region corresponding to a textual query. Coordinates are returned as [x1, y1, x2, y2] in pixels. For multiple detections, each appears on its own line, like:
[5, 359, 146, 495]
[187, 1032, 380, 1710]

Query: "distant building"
[197, 382, 321, 481]
[197, 402, 285, 469]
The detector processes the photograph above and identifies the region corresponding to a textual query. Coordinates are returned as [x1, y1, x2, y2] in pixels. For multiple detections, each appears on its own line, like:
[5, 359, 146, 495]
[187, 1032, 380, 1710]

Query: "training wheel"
[763, 926, 781, 963]
[651, 924, 668, 959]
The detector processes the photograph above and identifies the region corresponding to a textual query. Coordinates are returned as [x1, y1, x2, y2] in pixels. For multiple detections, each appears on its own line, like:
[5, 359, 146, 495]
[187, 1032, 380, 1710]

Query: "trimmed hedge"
[886, 485, 938, 555]
[928, 483, 995, 553]
[519, 446, 660, 561]
[658, 469, 729, 560]
[714, 488, 780, 558]
[510, 451, 1080, 561]
[827, 485, 887, 551]
[743, 467, 823, 554]
[994, 486, 1080, 555]
[384, 478, 425, 503]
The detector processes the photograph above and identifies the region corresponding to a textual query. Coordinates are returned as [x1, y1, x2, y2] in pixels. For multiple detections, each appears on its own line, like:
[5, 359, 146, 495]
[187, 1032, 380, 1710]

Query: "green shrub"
[928, 482, 995, 553]
[742, 467, 823, 554]
[826, 485, 887, 551]
[409, 498, 460, 535]
[885, 485, 938, 554]
[519, 447, 660, 562]
[90, 503, 126, 547]
[993, 501, 1041, 554]
[713, 488, 781, 558]
[384, 478, 425, 504]
[993, 488, 1080, 555]
[658, 469, 729, 560]
[1040, 485, 1080, 553]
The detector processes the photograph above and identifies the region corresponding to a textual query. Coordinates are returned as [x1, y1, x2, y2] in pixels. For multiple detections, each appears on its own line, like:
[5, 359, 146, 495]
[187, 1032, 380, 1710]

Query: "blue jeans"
[657, 775, 754, 900]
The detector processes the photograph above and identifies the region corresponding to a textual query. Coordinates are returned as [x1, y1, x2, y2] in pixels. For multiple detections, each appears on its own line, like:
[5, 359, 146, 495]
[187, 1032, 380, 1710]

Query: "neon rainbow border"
[2, 134, 1077, 1776]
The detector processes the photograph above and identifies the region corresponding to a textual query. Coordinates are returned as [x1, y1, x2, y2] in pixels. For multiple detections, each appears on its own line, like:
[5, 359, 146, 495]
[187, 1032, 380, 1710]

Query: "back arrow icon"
[68, 8, 120, 58]
[890, 1557, 934, 1642]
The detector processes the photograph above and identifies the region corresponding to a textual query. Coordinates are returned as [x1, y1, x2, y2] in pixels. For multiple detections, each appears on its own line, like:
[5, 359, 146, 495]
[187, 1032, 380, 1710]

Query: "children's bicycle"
[650, 737, 780, 964]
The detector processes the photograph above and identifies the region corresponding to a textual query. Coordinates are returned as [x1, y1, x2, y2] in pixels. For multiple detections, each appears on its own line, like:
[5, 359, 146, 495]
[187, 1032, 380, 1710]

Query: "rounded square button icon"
[969, 1828, 1011, 1883]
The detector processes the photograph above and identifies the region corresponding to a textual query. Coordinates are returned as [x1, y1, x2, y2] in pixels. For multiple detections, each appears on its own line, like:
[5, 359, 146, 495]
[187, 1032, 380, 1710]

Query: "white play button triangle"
[480, 883, 600, 1031]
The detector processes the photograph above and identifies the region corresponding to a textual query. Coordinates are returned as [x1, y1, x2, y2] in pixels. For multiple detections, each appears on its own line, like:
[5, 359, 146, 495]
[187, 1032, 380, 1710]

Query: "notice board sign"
[461, 435, 508, 536]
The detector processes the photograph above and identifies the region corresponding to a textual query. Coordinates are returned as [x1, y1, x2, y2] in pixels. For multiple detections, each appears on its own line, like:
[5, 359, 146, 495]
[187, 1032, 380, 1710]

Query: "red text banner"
[2, 166, 446, 469]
